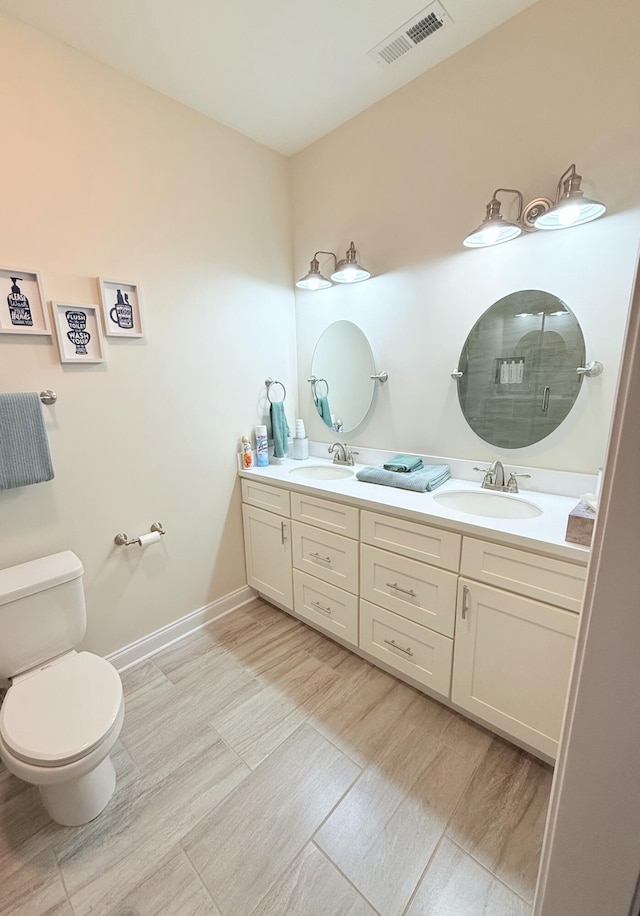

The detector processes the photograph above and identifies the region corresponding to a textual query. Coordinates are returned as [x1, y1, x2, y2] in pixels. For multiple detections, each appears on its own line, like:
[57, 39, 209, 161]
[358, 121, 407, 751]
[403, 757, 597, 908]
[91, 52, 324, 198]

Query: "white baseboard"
[106, 586, 256, 672]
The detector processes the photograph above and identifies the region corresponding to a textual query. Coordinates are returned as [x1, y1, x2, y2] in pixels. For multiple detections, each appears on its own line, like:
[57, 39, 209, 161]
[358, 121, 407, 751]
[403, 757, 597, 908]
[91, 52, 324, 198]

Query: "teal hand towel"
[270, 400, 290, 458]
[383, 454, 424, 473]
[316, 396, 333, 429]
[356, 464, 450, 493]
[0, 392, 54, 490]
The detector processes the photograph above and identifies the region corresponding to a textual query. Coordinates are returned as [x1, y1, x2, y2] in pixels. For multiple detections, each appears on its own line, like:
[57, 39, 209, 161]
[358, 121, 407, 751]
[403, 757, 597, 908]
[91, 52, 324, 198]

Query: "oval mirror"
[457, 290, 586, 448]
[311, 321, 376, 433]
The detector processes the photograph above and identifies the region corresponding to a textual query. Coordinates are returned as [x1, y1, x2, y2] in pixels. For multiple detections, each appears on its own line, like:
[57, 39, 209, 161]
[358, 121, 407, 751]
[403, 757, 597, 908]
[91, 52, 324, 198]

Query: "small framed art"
[98, 278, 144, 338]
[51, 302, 105, 364]
[0, 267, 51, 335]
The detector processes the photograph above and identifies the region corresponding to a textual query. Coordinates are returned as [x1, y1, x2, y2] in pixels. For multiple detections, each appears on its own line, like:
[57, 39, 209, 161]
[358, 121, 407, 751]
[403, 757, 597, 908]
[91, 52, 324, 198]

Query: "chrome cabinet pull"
[386, 581, 417, 598]
[280, 521, 287, 544]
[311, 600, 332, 616]
[462, 585, 470, 620]
[310, 551, 331, 564]
[384, 638, 414, 657]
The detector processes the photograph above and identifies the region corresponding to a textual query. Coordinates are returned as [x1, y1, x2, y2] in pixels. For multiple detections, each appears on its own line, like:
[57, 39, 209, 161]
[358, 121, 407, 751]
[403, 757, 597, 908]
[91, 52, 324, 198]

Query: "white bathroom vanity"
[240, 449, 591, 762]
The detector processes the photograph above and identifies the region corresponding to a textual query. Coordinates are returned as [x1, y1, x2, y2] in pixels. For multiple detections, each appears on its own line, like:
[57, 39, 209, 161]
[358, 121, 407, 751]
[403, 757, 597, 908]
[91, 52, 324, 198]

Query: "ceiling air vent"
[368, 2, 452, 67]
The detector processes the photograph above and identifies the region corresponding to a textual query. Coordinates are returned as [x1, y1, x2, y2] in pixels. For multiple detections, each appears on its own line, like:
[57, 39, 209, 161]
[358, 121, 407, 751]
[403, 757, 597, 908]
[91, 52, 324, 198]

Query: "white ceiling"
[0, 0, 540, 155]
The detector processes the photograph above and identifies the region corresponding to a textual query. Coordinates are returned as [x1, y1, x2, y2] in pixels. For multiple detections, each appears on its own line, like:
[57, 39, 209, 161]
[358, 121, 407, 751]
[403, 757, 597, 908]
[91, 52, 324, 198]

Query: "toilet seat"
[0, 651, 123, 767]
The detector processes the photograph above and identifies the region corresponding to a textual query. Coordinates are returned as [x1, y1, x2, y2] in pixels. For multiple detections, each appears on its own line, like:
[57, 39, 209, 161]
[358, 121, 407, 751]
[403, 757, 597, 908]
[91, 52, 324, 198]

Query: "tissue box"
[565, 501, 596, 547]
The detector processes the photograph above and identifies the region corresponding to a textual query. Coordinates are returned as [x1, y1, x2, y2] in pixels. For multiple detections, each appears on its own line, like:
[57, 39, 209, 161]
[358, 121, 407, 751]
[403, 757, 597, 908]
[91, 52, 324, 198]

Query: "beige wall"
[0, 15, 297, 656]
[291, 0, 640, 474]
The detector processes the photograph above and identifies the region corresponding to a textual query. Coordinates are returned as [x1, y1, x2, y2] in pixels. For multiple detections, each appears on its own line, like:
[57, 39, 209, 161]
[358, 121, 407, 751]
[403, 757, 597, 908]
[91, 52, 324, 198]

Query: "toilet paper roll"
[138, 531, 162, 547]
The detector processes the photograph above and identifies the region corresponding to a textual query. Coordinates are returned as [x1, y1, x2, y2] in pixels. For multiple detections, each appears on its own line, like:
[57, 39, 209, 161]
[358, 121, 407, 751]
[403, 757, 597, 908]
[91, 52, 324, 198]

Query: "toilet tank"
[0, 551, 86, 679]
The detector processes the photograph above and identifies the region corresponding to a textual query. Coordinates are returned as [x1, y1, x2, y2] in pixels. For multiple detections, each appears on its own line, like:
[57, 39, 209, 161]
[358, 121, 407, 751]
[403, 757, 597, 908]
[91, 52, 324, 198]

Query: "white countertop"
[239, 457, 591, 565]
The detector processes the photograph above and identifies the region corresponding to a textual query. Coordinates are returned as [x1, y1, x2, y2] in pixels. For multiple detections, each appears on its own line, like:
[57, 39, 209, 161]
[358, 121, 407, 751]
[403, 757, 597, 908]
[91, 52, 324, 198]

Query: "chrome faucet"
[328, 442, 358, 466]
[473, 460, 531, 493]
[490, 459, 505, 489]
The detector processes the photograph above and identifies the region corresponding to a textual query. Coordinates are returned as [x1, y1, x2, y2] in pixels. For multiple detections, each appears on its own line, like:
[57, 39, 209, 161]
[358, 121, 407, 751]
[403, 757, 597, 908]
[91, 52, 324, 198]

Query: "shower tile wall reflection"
[458, 290, 585, 449]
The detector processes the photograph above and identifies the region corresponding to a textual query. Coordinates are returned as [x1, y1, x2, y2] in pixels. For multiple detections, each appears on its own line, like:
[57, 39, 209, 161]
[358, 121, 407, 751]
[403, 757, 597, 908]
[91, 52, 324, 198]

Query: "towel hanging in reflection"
[316, 395, 333, 429]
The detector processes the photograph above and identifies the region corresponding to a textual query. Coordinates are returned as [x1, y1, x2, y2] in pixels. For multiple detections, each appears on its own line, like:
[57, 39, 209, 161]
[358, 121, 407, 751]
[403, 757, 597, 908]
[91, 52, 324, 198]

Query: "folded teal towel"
[0, 392, 54, 490]
[356, 464, 450, 493]
[270, 400, 290, 458]
[316, 396, 333, 429]
[383, 454, 424, 473]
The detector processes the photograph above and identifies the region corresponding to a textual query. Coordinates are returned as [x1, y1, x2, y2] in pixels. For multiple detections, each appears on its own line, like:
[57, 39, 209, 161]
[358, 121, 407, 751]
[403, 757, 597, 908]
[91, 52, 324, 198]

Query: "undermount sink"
[289, 464, 354, 481]
[433, 489, 542, 519]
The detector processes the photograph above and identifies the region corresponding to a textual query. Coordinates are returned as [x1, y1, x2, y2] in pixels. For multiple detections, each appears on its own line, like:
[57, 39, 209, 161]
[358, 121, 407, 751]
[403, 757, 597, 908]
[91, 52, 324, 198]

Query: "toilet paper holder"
[114, 522, 166, 547]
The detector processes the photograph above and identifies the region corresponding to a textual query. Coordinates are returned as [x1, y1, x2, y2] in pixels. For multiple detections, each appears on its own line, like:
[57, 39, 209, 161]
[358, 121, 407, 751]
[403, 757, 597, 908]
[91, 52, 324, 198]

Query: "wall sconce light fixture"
[463, 164, 606, 249]
[533, 164, 606, 230]
[296, 241, 370, 290]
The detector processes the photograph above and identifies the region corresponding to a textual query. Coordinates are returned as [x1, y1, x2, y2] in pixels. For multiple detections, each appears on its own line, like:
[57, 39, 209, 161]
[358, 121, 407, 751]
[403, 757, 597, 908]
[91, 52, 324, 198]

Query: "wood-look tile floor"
[0, 598, 552, 916]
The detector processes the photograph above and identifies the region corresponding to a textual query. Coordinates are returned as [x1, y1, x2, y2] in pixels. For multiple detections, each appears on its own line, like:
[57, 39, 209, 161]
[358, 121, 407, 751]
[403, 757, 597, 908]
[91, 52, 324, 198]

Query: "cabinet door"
[242, 504, 293, 610]
[452, 579, 578, 758]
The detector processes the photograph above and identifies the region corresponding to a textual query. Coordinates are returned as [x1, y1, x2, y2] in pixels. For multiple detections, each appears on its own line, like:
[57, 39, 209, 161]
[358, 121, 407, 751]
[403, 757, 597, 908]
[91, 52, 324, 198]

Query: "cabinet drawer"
[361, 510, 460, 571]
[241, 479, 290, 517]
[293, 570, 358, 646]
[360, 544, 457, 638]
[291, 492, 359, 539]
[461, 538, 586, 613]
[359, 600, 452, 697]
[292, 521, 358, 594]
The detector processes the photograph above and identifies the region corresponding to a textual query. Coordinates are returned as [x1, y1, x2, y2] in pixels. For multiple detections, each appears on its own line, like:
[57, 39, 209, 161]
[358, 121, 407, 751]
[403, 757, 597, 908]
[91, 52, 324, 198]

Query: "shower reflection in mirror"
[456, 290, 588, 449]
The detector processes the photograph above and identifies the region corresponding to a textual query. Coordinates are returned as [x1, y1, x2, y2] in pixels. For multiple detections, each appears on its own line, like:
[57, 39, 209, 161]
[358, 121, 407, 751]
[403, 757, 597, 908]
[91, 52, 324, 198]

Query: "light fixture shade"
[534, 165, 606, 230]
[295, 257, 332, 290]
[330, 242, 370, 283]
[463, 217, 522, 248]
[463, 194, 522, 248]
[534, 197, 606, 230]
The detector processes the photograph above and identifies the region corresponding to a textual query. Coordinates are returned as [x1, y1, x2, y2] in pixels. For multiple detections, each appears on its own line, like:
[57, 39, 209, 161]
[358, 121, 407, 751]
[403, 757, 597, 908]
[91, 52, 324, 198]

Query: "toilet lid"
[0, 652, 123, 767]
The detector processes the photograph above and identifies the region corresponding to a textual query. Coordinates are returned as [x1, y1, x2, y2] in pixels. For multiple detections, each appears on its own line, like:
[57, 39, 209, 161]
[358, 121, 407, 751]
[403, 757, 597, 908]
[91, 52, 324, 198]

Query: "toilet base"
[39, 754, 116, 826]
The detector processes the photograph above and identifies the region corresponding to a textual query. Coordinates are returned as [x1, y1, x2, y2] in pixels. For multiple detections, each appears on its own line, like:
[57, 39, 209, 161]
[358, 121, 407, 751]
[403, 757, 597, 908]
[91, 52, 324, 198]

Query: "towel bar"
[39, 390, 57, 405]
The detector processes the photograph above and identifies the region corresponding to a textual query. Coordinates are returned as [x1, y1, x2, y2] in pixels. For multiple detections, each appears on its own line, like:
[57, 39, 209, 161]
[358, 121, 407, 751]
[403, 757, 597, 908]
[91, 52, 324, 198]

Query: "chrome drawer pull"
[311, 600, 332, 616]
[384, 638, 414, 657]
[310, 551, 332, 564]
[386, 581, 417, 598]
[462, 584, 470, 620]
[280, 520, 287, 544]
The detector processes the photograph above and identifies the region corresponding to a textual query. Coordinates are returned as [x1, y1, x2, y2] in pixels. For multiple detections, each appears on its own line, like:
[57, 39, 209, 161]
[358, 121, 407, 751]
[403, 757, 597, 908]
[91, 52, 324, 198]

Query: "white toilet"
[0, 551, 124, 826]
